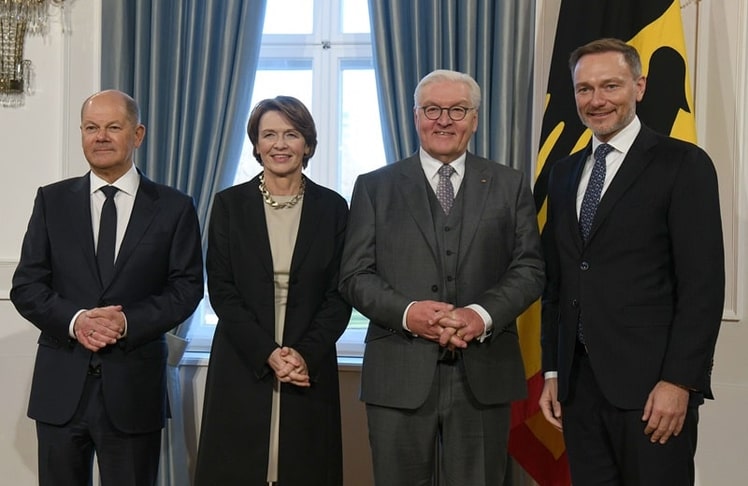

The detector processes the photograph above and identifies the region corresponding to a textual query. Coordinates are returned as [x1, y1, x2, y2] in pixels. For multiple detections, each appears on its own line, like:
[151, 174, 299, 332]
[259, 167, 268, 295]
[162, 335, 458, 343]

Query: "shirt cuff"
[465, 304, 492, 342]
[544, 371, 558, 379]
[402, 301, 417, 335]
[69, 309, 86, 338]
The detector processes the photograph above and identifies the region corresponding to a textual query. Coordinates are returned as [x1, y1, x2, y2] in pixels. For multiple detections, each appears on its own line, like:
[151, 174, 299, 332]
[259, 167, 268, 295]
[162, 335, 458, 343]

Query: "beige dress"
[263, 195, 303, 483]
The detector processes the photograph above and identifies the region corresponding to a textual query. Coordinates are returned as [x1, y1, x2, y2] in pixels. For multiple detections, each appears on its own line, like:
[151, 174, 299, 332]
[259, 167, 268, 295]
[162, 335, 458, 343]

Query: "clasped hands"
[268, 347, 310, 388]
[73, 305, 125, 352]
[406, 300, 482, 350]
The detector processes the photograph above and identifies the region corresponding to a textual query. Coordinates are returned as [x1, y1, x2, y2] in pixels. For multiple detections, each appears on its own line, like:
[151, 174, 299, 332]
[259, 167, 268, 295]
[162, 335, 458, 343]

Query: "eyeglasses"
[418, 105, 475, 121]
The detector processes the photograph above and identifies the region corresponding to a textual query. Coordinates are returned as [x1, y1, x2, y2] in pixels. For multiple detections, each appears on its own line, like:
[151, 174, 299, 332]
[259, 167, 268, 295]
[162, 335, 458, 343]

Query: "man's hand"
[405, 300, 454, 341]
[539, 377, 563, 431]
[432, 307, 483, 349]
[642, 380, 689, 444]
[74, 305, 125, 352]
[268, 347, 311, 387]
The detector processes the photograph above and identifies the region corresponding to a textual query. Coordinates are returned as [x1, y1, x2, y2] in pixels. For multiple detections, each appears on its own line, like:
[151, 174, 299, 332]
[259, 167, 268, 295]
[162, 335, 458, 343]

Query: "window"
[188, 0, 384, 355]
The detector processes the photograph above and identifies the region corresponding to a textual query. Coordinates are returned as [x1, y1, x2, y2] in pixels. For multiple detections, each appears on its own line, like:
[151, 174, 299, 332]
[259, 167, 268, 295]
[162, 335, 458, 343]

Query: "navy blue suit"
[11, 172, 204, 483]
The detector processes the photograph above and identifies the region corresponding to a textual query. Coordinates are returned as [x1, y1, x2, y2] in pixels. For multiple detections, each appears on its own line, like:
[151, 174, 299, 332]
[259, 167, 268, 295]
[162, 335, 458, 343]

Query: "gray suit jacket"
[339, 153, 544, 409]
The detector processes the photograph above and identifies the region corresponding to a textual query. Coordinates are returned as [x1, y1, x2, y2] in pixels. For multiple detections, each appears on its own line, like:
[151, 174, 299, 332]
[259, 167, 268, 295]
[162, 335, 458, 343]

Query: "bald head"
[81, 90, 140, 127]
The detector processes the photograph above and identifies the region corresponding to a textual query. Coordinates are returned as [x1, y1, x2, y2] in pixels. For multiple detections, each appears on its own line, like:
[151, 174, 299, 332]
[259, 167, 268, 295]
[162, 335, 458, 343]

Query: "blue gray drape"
[100, 1, 266, 484]
[368, 0, 536, 174]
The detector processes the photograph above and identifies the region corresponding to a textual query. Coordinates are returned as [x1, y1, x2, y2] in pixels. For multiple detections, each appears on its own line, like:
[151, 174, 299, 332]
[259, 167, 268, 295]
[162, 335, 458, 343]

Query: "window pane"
[341, 0, 370, 33]
[263, 0, 314, 34]
[339, 61, 385, 198]
[234, 62, 313, 185]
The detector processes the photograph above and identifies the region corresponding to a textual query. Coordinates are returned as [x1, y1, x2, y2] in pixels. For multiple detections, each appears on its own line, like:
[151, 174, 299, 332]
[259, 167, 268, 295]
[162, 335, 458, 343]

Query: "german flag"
[508, 1, 695, 484]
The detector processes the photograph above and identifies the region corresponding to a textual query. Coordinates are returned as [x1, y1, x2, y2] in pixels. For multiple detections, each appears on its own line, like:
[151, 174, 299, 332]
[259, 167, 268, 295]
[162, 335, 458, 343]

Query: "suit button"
[431, 285, 439, 292]
[444, 226, 451, 232]
[446, 250, 453, 256]
[571, 299, 579, 308]
[580, 261, 590, 271]
[447, 276, 454, 282]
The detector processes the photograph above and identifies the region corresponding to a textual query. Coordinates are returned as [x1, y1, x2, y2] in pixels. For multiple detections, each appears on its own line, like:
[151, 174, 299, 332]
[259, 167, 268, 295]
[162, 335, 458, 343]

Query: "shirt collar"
[89, 163, 140, 196]
[419, 148, 467, 179]
[592, 116, 641, 156]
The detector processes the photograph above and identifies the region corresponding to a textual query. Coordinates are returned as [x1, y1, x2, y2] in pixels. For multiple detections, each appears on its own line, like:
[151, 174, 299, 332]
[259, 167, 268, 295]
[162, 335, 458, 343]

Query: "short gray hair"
[413, 69, 481, 109]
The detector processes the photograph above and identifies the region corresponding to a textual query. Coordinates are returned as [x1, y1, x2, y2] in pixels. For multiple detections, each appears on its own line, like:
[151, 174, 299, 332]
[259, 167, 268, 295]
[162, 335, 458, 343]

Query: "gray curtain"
[368, 0, 536, 175]
[100, 1, 266, 484]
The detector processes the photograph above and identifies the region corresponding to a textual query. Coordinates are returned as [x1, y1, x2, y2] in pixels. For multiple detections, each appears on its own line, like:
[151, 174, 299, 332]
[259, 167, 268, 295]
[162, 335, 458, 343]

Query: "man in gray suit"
[339, 69, 544, 486]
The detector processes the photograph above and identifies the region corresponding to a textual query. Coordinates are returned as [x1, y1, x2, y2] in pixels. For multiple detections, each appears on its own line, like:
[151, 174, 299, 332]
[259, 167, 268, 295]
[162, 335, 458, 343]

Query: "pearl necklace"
[258, 174, 306, 209]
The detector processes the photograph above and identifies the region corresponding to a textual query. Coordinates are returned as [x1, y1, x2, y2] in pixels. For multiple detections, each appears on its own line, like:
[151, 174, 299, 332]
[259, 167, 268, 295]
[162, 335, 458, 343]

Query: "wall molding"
[0, 259, 18, 300]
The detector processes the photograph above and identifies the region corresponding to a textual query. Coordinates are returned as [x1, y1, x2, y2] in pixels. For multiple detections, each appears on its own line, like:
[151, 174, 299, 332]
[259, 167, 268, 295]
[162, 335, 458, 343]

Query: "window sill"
[180, 351, 363, 370]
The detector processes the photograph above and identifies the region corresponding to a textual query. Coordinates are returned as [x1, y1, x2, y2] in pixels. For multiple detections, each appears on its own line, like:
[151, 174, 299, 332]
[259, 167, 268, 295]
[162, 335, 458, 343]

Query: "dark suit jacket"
[195, 176, 351, 485]
[11, 172, 204, 434]
[339, 153, 545, 409]
[541, 125, 724, 409]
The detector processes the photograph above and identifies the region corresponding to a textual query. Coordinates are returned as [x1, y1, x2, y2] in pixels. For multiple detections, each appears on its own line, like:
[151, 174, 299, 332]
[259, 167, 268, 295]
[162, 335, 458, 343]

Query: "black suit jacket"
[541, 125, 724, 409]
[11, 172, 204, 433]
[340, 153, 545, 409]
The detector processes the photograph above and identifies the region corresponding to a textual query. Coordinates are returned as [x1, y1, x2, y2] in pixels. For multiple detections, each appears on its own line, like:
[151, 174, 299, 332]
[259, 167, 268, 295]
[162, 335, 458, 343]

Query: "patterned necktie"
[436, 164, 456, 215]
[579, 143, 613, 243]
[97, 185, 119, 286]
[577, 144, 612, 347]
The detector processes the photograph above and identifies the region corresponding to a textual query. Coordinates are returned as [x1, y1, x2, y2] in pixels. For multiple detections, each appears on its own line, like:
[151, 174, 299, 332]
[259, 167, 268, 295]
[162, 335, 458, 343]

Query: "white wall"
[0, 1, 745, 484]
[0, 1, 100, 484]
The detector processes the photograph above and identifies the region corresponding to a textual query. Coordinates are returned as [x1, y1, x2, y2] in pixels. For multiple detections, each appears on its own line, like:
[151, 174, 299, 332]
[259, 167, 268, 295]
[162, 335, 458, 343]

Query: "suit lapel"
[565, 148, 589, 251]
[69, 174, 100, 282]
[457, 155, 490, 269]
[115, 175, 159, 284]
[397, 156, 439, 257]
[289, 178, 321, 275]
[242, 178, 275, 279]
[588, 128, 657, 243]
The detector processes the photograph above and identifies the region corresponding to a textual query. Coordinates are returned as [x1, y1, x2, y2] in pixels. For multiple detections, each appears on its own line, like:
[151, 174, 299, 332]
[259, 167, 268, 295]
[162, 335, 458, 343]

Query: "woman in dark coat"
[194, 96, 351, 486]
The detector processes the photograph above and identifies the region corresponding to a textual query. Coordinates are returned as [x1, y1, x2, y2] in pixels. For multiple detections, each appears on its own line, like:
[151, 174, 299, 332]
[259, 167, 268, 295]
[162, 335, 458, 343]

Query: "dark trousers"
[36, 373, 161, 486]
[366, 359, 510, 486]
[563, 353, 698, 486]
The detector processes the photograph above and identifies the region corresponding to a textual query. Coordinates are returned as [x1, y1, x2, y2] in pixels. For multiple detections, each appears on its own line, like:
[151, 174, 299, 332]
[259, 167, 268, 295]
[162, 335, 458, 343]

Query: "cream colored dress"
[263, 195, 303, 484]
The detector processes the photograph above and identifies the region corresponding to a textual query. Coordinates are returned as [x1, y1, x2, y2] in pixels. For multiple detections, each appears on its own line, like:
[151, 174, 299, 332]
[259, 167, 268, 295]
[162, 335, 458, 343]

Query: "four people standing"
[194, 96, 351, 486]
[539, 38, 724, 485]
[339, 69, 545, 485]
[11, 41, 726, 486]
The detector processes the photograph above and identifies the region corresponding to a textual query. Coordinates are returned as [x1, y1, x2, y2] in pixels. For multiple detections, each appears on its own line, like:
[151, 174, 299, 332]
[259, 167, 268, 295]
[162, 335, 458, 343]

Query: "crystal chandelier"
[0, 0, 64, 107]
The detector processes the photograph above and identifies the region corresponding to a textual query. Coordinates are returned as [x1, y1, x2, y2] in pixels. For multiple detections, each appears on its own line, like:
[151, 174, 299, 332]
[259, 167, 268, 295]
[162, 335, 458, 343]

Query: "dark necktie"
[436, 164, 456, 215]
[577, 143, 613, 346]
[579, 143, 613, 243]
[97, 186, 119, 286]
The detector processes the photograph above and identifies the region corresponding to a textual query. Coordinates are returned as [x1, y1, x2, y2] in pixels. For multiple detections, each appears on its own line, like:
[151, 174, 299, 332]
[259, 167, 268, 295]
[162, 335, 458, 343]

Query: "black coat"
[194, 176, 351, 486]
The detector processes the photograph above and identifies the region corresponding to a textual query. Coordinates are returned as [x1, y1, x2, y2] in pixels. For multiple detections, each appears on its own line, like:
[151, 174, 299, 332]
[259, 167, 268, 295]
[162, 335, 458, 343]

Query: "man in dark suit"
[339, 69, 544, 486]
[539, 38, 724, 485]
[11, 90, 204, 486]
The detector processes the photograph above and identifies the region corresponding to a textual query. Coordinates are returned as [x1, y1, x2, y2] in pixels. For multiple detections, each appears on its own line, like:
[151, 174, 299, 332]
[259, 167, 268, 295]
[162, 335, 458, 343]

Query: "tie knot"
[594, 143, 614, 162]
[100, 185, 119, 200]
[438, 164, 455, 178]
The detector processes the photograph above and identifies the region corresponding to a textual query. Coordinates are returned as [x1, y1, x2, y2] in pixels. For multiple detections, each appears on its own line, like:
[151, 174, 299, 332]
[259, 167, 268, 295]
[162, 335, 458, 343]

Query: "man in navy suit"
[539, 38, 724, 485]
[340, 70, 544, 485]
[11, 90, 204, 486]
